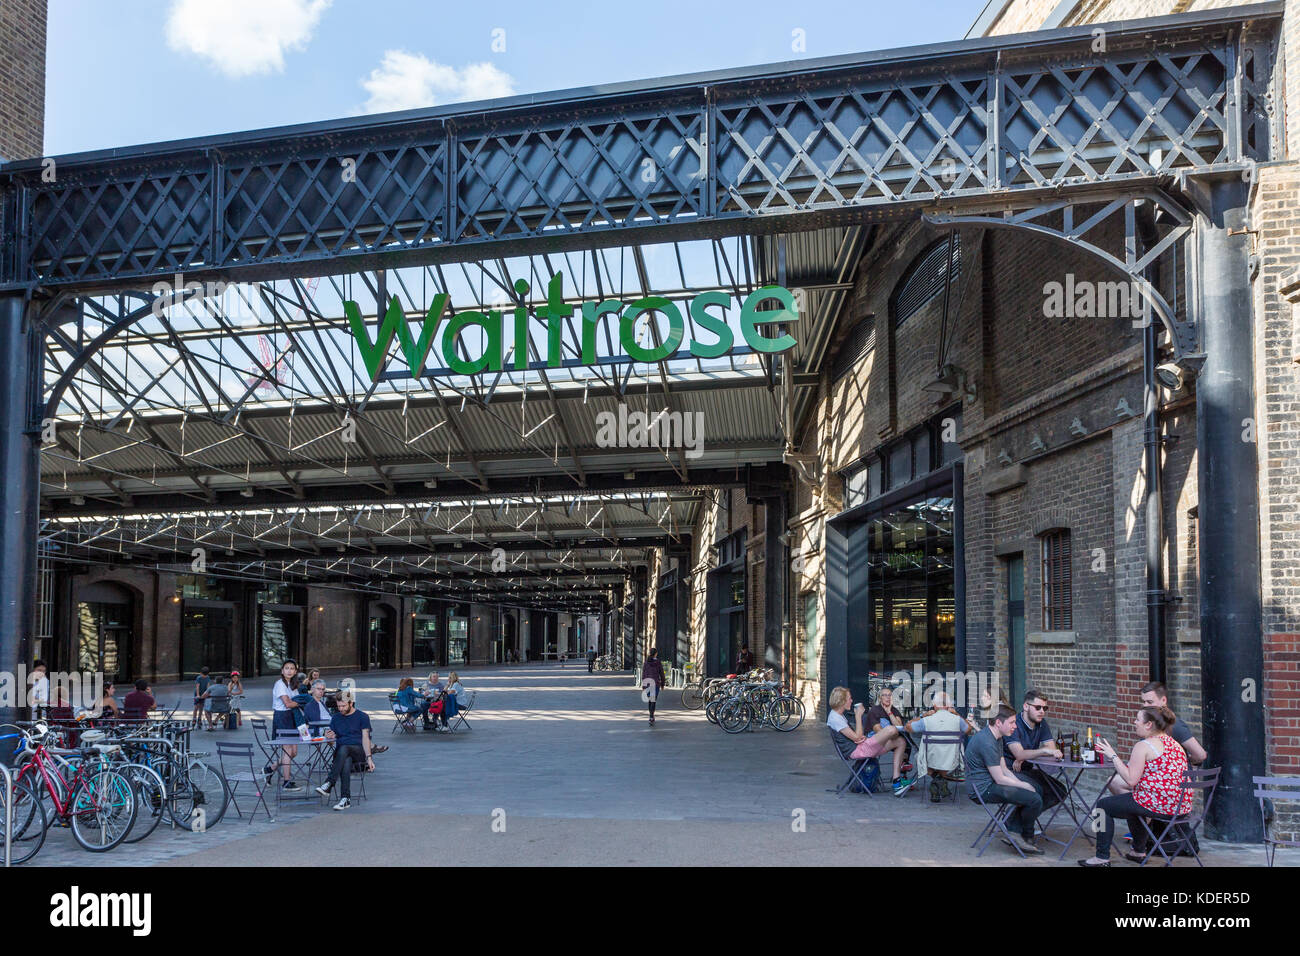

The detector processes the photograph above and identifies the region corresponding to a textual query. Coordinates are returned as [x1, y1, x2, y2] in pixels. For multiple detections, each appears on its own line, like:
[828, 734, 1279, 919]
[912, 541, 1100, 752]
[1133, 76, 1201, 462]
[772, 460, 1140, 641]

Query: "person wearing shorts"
[826, 685, 914, 796]
[271, 659, 303, 792]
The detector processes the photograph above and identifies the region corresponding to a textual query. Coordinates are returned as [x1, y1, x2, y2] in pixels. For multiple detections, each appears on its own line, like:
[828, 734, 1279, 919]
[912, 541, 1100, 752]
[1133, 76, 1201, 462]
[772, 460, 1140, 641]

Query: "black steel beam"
[43, 464, 784, 518]
[0, 6, 1277, 291]
[0, 296, 40, 724]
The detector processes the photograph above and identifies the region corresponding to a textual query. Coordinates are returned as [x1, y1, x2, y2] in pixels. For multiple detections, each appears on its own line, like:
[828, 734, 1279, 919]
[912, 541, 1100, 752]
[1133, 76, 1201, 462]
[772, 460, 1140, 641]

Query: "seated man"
[827, 685, 914, 796]
[315, 694, 374, 811]
[203, 676, 230, 730]
[864, 686, 915, 792]
[1004, 689, 1067, 813]
[904, 691, 978, 801]
[1139, 681, 1206, 765]
[965, 705, 1044, 855]
[122, 679, 156, 717]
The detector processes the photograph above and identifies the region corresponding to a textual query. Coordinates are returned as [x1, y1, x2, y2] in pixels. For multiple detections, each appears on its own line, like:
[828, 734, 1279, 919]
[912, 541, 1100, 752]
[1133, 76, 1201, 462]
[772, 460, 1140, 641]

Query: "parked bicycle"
[8, 722, 138, 853]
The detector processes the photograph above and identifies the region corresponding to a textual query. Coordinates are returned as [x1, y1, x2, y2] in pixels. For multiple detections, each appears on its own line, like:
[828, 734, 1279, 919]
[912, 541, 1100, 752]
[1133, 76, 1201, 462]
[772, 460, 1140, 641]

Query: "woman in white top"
[272, 659, 303, 792]
[439, 671, 467, 727]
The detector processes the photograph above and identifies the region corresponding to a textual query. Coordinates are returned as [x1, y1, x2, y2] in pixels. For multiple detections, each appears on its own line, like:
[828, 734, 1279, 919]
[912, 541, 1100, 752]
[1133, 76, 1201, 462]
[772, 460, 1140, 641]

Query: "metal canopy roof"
[17, 4, 1284, 607]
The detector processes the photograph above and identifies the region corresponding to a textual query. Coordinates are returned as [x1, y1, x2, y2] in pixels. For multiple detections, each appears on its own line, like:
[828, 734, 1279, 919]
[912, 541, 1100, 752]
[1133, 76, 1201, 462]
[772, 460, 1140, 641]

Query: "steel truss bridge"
[0, 5, 1281, 627]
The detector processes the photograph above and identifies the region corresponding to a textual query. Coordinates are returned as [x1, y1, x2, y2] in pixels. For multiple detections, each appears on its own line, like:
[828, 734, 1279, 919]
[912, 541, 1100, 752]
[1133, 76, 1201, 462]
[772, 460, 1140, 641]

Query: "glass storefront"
[447, 616, 468, 665]
[866, 495, 955, 676]
[833, 410, 964, 701]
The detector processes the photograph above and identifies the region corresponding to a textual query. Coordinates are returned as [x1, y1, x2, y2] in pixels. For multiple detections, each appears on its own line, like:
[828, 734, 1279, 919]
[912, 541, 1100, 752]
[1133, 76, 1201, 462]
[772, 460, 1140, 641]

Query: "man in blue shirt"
[1004, 689, 1066, 815]
[315, 694, 374, 810]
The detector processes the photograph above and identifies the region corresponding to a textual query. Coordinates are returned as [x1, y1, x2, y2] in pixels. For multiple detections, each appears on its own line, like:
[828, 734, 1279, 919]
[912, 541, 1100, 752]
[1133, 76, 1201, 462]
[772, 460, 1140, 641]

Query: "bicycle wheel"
[770, 695, 806, 731]
[681, 683, 705, 710]
[68, 768, 137, 852]
[704, 698, 723, 725]
[171, 759, 230, 831]
[0, 776, 48, 864]
[719, 700, 752, 734]
[121, 764, 168, 844]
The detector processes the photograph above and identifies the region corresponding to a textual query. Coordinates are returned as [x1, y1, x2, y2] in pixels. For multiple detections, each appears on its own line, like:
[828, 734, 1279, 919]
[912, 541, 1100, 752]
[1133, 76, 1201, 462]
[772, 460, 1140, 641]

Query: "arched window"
[892, 234, 961, 327]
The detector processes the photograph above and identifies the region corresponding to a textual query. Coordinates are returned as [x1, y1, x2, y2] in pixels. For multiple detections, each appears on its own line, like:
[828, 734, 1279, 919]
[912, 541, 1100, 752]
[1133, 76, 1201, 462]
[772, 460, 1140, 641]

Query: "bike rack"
[2, 763, 13, 867]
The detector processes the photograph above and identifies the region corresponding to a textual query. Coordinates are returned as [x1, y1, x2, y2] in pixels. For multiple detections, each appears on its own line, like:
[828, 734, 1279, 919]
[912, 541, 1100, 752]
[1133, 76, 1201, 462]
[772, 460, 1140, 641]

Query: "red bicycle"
[11, 723, 138, 852]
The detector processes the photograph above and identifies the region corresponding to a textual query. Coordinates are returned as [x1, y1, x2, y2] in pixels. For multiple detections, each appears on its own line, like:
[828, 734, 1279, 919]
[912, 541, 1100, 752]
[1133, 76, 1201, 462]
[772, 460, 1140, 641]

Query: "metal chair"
[826, 726, 879, 797]
[214, 741, 274, 823]
[1253, 775, 1300, 867]
[389, 693, 421, 734]
[969, 781, 1028, 859]
[1133, 766, 1220, 867]
[447, 690, 477, 732]
[917, 730, 967, 807]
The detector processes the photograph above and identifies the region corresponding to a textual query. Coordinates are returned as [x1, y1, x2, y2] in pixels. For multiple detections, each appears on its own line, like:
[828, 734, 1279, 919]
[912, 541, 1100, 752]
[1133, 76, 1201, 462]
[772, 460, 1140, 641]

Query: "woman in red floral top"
[1078, 706, 1192, 867]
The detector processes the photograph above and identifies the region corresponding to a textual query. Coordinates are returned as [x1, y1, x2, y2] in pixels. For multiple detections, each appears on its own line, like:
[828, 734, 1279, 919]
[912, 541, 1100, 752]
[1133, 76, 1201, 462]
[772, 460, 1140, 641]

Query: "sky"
[45, 0, 988, 157]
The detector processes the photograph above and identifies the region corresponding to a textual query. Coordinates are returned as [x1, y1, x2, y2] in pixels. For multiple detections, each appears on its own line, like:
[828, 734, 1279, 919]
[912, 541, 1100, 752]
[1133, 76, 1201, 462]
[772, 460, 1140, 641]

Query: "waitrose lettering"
[346, 273, 799, 380]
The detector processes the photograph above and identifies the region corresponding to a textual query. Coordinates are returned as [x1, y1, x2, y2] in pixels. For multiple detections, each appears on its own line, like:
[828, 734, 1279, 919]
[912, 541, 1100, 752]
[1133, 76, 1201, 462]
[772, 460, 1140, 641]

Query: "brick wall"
[0, 0, 45, 160]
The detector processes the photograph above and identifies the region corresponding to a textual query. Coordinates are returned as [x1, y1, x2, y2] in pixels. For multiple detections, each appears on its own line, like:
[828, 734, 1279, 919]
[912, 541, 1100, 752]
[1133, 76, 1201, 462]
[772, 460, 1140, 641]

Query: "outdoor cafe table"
[268, 732, 334, 805]
[1027, 756, 1119, 861]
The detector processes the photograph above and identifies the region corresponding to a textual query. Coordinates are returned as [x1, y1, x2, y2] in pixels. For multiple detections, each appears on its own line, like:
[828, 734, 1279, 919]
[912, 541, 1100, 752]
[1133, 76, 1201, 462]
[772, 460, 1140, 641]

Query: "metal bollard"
[2, 764, 12, 868]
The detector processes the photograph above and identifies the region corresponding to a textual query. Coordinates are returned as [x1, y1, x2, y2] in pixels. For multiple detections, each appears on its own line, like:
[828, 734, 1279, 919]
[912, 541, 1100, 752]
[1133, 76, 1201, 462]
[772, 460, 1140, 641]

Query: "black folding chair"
[390, 694, 421, 734]
[969, 782, 1028, 859]
[448, 690, 477, 732]
[215, 741, 274, 823]
[1133, 766, 1220, 867]
[917, 730, 967, 807]
[1253, 775, 1300, 867]
[826, 727, 879, 797]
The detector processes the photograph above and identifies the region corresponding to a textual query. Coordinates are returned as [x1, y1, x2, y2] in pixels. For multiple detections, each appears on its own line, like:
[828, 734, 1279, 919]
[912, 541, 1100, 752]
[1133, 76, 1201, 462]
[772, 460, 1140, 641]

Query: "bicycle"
[679, 663, 716, 710]
[11, 723, 138, 852]
[116, 721, 229, 831]
[713, 680, 806, 734]
[0, 731, 47, 864]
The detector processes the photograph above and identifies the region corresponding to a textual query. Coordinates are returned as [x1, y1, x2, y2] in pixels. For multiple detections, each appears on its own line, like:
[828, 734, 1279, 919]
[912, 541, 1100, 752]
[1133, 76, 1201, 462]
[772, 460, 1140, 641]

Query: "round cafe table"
[1027, 755, 1119, 861]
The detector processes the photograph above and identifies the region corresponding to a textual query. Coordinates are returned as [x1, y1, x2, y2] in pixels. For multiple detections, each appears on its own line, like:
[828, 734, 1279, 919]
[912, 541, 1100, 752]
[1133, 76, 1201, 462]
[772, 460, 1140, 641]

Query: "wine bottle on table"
[1071, 732, 1081, 762]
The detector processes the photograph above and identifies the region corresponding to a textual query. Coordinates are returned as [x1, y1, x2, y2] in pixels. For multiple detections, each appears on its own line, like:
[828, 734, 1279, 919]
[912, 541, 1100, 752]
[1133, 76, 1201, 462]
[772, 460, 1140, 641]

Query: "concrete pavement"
[25, 663, 1291, 867]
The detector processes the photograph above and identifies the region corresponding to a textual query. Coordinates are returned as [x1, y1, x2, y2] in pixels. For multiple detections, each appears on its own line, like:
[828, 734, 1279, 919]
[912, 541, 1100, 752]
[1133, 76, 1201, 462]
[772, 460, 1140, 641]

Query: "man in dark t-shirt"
[317, 694, 373, 810]
[123, 679, 155, 716]
[1140, 682, 1207, 765]
[1004, 690, 1066, 812]
[965, 705, 1044, 854]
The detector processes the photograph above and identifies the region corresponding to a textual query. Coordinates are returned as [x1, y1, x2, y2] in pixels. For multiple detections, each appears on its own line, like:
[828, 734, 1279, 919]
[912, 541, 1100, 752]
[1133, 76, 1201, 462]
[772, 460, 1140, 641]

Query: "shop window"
[1041, 529, 1073, 629]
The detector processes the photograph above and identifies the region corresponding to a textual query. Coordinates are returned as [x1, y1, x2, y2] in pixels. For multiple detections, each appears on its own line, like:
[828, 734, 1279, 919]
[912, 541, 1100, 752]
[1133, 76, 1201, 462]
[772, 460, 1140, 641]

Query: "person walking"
[641, 648, 666, 726]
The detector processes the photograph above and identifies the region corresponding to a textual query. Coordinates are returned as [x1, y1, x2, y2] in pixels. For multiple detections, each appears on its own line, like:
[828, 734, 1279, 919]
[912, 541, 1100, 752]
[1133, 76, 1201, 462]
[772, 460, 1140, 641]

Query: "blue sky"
[46, 0, 987, 157]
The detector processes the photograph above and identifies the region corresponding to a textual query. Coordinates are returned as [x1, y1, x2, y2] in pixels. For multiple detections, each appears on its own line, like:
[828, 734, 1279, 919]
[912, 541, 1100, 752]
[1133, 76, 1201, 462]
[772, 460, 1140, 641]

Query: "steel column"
[0, 295, 40, 724]
[1190, 174, 1265, 842]
[763, 491, 788, 679]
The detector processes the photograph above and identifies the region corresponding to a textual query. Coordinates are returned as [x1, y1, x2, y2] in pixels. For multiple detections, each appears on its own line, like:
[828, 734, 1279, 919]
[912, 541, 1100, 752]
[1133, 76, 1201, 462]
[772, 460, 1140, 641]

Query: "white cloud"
[360, 50, 515, 114]
[165, 0, 331, 78]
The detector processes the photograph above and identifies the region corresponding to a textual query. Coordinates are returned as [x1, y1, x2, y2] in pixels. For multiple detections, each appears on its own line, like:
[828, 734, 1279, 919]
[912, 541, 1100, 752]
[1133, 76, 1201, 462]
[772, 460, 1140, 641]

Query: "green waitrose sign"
[345, 273, 799, 380]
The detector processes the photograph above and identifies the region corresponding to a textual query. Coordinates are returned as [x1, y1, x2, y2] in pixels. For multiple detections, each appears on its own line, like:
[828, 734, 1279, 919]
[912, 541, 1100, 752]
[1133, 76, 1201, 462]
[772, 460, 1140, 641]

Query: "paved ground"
[23, 663, 1294, 867]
